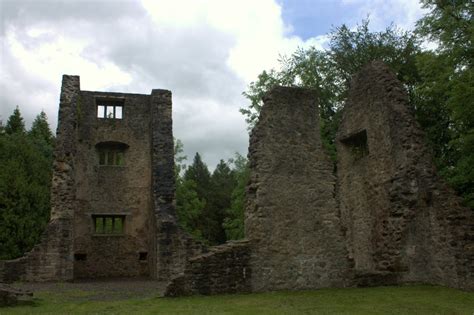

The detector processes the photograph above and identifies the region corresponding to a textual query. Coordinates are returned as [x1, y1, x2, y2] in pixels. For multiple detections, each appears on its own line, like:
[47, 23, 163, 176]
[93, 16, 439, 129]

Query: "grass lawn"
[1, 285, 473, 315]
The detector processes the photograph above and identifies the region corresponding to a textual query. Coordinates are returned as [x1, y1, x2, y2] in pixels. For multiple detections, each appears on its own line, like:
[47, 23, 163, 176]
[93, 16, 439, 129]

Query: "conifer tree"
[29, 111, 54, 146]
[5, 106, 25, 135]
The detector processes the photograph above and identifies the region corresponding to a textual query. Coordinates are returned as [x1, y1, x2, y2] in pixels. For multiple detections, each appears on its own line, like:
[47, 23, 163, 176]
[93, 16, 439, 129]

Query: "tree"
[0, 108, 53, 259]
[416, 0, 473, 68]
[29, 111, 54, 146]
[242, 19, 421, 161]
[184, 153, 211, 200]
[175, 178, 206, 240]
[174, 138, 187, 178]
[416, 0, 474, 208]
[208, 160, 237, 244]
[223, 153, 249, 240]
[5, 106, 26, 135]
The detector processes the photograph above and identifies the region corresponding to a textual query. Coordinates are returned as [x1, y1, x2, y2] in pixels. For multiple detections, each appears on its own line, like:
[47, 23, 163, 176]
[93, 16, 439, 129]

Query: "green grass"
[1, 285, 473, 315]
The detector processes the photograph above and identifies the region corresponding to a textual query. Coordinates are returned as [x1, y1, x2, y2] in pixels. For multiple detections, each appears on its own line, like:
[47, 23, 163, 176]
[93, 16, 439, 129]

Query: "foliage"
[416, 0, 473, 68]
[174, 138, 187, 178]
[242, 19, 421, 161]
[416, 0, 474, 207]
[176, 178, 206, 240]
[29, 111, 54, 147]
[223, 153, 249, 240]
[179, 152, 229, 245]
[0, 107, 53, 260]
[174, 145, 244, 244]
[5, 106, 26, 135]
[242, 12, 473, 207]
[208, 159, 237, 243]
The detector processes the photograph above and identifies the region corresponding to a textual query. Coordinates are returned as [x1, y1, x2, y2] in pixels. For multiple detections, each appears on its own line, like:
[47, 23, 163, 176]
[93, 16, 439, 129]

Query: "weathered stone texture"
[245, 86, 351, 292]
[164, 240, 251, 296]
[337, 61, 474, 290]
[73, 90, 154, 279]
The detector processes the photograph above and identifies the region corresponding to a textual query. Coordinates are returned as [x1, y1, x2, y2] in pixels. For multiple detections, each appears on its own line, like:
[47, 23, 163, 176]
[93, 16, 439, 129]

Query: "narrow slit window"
[115, 106, 123, 119]
[97, 105, 105, 118]
[106, 106, 114, 118]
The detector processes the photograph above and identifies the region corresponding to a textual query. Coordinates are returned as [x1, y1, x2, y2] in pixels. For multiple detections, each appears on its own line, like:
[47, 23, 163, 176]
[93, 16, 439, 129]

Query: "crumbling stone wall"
[0, 75, 78, 282]
[245, 86, 352, 292]
[165, 240, 251, 296]
[337, 61, 474, 290]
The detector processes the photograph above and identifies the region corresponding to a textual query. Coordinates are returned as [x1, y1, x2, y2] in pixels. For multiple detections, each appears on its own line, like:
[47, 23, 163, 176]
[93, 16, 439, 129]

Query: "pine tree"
[5, 106, 26, 135]
[29, 111, 54, 146]
[209, 160, 237, 244]
[223, 154, 249, 240]
[184, 153, 211, 200]
[0, 108, 52, 259]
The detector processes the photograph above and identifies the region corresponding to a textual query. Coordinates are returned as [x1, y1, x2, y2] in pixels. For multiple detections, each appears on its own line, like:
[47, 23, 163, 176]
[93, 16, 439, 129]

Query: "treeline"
[0, 107, 54, 259]
[174, 140, 248, 245]
[242, 0, 473, 208]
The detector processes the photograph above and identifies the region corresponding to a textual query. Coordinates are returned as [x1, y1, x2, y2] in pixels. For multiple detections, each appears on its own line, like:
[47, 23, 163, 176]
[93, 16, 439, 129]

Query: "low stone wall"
[164, 240, 251, 296]
[0, 219, 73, 283]
[155, 221, 208, 281]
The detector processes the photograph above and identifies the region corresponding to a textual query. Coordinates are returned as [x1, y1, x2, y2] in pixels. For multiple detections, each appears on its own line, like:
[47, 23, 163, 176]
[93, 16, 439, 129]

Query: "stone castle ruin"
[1, 61, 472, 294]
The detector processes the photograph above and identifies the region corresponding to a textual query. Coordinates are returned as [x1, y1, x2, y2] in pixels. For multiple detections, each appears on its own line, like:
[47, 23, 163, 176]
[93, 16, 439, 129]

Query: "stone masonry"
[0, 75, 204, 282]
[337, 61, 474, 290]
[1, 62, 473, 294]
[245, 87, 352, 292]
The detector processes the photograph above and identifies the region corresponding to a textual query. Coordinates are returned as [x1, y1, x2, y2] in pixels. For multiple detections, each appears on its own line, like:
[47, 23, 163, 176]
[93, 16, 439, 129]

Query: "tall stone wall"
[337, 61, 474, 290]
[0, 75, 78, 282]
[151, 89, 206, 281]
[245, 86, 351, 292]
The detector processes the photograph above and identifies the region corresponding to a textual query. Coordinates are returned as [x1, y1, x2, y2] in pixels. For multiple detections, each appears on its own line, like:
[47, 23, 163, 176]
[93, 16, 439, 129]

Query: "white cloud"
[0, 0, 426, 168]
[341, 0, 426, 30]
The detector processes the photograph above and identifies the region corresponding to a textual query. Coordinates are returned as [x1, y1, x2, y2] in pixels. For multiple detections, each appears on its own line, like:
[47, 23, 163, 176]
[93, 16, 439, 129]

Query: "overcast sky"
[0, 0, 425, 169]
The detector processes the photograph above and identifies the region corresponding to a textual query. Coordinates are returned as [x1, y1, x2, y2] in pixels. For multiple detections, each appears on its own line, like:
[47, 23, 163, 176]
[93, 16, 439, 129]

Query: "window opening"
[340, 130, 369, 161]
[93, 215, 125, 234]
[74, 253, 87, 261]
[139, 252, 148, 261]
[96, 99, 124, 119]
[96, 141, 128, 166]
[99, 150, 125, 166]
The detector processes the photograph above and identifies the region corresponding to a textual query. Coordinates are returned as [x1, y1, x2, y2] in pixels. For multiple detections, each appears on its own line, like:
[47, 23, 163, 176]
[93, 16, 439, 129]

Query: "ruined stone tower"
[0, 75, 204, 282]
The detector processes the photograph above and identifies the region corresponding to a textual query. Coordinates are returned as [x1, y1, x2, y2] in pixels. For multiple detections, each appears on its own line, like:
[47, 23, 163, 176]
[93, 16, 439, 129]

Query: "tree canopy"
[241, 7, 473, 208]
[0, 107, 54, 259]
